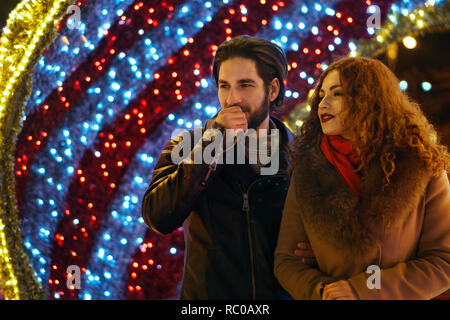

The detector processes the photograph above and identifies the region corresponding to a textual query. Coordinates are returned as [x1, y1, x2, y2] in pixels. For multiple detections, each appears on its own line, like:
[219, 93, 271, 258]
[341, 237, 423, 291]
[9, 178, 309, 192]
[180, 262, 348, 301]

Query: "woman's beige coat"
[274, 145, 450, 299]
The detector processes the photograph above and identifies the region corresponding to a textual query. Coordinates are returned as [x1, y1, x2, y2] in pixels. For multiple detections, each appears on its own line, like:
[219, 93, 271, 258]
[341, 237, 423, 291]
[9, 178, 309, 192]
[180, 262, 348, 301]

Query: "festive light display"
[0, 0, 447, 300]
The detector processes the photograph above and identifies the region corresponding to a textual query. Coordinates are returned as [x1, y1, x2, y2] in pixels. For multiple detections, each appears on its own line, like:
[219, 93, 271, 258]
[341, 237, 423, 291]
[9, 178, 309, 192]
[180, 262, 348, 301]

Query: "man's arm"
[141, 127, 223, 235]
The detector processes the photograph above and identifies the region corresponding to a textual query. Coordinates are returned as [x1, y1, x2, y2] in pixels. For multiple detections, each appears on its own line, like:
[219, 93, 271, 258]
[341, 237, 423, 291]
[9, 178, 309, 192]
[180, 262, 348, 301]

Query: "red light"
[303, 48, 309, 54]
[347, 17, 353, 23]
[140, 128, 146, 134]
[272, 5, 278, 11]
[315, 49, 321, 55]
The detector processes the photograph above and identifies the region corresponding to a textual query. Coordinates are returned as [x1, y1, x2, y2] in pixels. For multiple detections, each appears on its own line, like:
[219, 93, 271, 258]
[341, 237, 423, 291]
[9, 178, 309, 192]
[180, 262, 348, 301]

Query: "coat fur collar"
[294, 144, 432, 253]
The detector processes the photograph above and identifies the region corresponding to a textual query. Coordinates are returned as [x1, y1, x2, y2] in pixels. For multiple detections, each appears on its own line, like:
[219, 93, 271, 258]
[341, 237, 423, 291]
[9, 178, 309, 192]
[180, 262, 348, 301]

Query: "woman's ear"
[269, 78, 280, 103]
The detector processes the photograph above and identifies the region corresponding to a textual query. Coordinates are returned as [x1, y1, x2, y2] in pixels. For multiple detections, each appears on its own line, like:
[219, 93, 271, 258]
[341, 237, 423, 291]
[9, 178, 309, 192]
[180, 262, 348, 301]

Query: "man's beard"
[241, 91, 270, 130]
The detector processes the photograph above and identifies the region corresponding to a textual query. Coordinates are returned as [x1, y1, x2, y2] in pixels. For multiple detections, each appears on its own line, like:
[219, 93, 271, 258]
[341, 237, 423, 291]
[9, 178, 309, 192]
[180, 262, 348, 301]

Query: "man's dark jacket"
[142, 116, 293, 299]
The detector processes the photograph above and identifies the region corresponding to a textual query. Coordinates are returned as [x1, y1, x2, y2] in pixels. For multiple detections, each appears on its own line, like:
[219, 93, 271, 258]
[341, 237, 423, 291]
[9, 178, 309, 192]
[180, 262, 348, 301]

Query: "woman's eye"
[334, 92, 343, 96]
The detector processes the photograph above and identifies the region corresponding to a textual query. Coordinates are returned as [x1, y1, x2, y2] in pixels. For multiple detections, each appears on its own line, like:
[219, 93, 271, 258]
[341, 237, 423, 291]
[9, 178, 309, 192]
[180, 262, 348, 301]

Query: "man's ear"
[269, 78, 280, 103]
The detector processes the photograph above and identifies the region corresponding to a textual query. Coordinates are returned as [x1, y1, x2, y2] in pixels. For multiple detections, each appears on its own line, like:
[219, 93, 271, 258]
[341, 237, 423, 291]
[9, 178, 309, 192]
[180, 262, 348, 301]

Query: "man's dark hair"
[212, 35, 288, 113]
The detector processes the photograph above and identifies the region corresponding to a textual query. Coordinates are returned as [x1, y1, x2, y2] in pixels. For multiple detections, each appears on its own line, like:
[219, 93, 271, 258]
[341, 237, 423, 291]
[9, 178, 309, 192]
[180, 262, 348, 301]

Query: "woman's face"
[317, 70, 348, 138]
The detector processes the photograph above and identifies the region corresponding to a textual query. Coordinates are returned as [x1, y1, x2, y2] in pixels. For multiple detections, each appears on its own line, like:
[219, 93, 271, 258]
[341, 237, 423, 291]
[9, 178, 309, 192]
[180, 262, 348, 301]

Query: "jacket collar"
[293, 144, 431, 253]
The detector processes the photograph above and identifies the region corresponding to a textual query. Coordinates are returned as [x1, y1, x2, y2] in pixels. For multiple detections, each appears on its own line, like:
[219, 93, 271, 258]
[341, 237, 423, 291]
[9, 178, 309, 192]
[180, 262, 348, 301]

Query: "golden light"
[402, 36, 417, 49]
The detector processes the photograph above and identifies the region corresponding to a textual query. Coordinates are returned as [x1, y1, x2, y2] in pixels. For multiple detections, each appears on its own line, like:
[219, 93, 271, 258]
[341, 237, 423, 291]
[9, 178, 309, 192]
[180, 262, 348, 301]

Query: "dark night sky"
[0, 0, 21, 29]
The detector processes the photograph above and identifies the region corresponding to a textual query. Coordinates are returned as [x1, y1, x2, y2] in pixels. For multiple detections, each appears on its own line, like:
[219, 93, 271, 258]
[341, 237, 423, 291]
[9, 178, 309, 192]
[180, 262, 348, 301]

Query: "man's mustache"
[225, 105, 249, 112]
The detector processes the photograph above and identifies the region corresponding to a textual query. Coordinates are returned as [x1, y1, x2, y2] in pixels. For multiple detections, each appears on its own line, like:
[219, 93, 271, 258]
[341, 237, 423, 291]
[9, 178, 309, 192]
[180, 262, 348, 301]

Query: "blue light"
[325, 8, 335, 16]
[134, 176, 143, 184]
[399, 80, 408, 91]
[104, 233, 111, 241]
[38, 168, 45, 174]
[168, 114, 175, 120]
[196, 21, 204, 28]
[170, 247, 177, 254]
[328, 44, 335, 51]
[120, 238, 127, 245]
[274, 20, 282, 30]
[37, 198, 44, 206]
[177, 119, 184, 125]
[334, 37, 342, 45]
[349, 42, 357, 51]
[205, 1, 211, 8]
[291, 43, 299, 51]
[181, 6, 189, 13]
[104, 272, 112, 279]
[421, 82, 432, 91]
[177, 28, 184, 35]
[104, 291, 111, 297]
[314, 4, 322, 11]
[298, 22, 305, 29]
[301, 5, 308, 13]
[201, 79, 208, 88]
[300, 72, 307, 79]
[111, 82, 120, 91]
[195, 103, 202, 109]
[311, 26, 319, 35]
[205, 106, 217, 116]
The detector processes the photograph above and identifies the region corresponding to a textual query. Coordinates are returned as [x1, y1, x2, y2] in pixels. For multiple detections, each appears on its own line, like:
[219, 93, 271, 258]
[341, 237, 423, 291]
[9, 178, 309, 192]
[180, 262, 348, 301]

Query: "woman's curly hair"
[290, 56, 449, 187]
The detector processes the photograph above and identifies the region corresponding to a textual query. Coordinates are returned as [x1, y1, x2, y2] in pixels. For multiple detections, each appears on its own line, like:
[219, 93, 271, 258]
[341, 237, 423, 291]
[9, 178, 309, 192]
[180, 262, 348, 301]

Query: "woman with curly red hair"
[274, 56, 450, 299]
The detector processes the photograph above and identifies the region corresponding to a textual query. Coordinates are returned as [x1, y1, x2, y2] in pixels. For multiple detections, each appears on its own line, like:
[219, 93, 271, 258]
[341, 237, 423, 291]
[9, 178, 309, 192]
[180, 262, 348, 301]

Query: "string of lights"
[0, 0, 444, 300]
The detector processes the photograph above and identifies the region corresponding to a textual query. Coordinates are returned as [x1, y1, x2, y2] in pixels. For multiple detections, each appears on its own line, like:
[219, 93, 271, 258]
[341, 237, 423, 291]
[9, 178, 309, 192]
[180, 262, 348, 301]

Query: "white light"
[399, 80, 408, 90]
[402, 36, 417, 49]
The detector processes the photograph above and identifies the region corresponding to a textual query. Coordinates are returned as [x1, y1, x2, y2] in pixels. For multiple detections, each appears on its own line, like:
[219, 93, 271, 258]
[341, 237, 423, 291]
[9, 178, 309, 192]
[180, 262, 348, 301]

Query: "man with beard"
[141, 36, 294, 299]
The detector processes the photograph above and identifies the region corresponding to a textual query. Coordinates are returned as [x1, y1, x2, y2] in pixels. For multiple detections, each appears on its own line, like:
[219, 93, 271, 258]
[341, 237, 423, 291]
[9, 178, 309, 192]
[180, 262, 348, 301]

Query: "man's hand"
[294, 242, 317, 267]
[322, 280, 358, 300]
[215, 106, 248, 133]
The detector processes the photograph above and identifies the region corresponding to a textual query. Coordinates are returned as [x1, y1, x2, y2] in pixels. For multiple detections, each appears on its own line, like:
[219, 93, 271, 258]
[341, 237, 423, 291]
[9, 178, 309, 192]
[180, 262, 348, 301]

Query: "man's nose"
[226, 87, 242, 107]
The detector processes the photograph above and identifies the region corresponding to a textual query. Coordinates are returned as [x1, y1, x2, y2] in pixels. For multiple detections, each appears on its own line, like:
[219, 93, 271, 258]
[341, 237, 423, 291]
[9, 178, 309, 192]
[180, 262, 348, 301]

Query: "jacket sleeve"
[274, 169, 337, 299]
[348, 171, 450, 299]
[141, 126, 224, 235]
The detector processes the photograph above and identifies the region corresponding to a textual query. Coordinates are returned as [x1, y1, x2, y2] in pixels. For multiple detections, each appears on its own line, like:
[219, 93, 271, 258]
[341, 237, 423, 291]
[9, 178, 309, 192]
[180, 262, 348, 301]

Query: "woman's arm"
[274, 169, 336, 299]
[347, 172, 450, 299]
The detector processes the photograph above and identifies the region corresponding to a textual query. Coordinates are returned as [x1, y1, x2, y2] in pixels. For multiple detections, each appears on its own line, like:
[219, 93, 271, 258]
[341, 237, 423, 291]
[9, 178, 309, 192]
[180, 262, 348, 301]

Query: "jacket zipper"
[240, 174, 285, 300]
[200, 161, 217, 187]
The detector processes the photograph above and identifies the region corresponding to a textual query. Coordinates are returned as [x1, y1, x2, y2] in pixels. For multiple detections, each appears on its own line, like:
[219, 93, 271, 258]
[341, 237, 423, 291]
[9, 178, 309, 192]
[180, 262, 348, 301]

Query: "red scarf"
[320, 135, 362, 196]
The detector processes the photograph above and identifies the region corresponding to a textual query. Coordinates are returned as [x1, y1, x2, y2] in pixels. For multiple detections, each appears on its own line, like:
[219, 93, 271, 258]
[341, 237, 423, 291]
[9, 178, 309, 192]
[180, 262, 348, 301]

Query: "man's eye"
[219, 85, 229, 89]
[241, 84, 252, 88]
